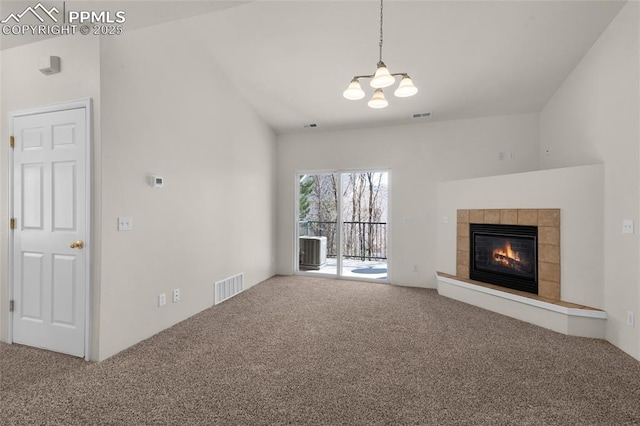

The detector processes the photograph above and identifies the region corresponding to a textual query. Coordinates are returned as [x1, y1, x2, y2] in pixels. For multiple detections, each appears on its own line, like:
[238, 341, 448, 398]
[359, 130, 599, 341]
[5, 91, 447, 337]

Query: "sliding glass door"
[298, 173, 339, 275]
[340, 172, 388, 280]
[297, 171, 389, 282]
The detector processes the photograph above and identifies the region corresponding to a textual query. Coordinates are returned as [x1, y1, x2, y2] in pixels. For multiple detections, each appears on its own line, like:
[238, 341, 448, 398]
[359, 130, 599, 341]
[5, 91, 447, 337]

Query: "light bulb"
[343, 79, 365, 100]
[370, 62, 395, 88]
[368, 88, 388, 109]
[394, 76, 418, 97]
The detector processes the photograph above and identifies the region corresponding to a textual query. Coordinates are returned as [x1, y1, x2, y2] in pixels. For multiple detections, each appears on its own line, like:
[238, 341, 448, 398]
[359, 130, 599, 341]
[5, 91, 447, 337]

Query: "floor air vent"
[215, 273, 244, 305]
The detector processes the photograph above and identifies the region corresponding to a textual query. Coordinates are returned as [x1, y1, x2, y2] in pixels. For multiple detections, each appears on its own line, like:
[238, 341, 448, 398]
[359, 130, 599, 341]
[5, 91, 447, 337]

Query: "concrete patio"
[301, 258, 388, 281]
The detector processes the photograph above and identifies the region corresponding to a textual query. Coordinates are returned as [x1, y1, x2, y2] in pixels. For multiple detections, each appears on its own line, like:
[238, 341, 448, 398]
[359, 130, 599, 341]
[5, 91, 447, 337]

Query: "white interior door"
[11, 106, 89, 357]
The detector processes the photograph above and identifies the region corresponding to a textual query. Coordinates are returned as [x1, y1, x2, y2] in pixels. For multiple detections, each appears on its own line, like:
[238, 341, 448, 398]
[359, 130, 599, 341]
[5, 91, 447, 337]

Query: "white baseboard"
[436, 274, 606, 339]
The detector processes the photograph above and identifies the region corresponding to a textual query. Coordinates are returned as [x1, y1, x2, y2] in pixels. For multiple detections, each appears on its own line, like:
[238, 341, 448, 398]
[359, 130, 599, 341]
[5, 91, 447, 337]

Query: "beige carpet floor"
[1, 275, 640, 425]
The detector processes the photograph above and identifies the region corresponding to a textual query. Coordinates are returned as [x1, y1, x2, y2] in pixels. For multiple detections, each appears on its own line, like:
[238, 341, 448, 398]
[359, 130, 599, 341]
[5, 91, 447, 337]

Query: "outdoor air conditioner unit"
[299, 236, 327, 270]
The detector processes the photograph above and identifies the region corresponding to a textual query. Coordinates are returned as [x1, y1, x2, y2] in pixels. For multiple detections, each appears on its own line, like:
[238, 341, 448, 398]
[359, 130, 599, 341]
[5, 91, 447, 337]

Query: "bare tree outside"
[341, 172, 387, 260]
[299, 174, 338, 255]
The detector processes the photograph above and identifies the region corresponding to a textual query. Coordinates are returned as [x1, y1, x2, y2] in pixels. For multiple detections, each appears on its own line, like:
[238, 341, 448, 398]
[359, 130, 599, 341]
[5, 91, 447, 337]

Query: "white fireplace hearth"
[436, 272, 606, 338]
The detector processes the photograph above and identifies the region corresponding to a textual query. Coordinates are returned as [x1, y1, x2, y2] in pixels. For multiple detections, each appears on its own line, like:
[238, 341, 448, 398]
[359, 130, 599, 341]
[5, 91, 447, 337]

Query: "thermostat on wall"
[149, 175, 164, 188]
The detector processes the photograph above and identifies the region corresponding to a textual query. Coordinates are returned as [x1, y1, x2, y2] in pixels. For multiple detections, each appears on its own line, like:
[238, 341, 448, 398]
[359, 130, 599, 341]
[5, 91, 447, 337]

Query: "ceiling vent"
[411, 112, 431, 119]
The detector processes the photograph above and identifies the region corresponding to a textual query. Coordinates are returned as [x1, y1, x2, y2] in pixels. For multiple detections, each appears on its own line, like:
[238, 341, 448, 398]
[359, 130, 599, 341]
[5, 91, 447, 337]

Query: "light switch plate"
[118, 217, 133, 231]
[622, 220, 634, 234]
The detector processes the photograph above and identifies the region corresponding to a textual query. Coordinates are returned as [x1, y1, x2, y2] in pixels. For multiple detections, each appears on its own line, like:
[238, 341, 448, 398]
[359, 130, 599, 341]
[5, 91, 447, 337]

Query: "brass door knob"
[70, 240, 84, 249]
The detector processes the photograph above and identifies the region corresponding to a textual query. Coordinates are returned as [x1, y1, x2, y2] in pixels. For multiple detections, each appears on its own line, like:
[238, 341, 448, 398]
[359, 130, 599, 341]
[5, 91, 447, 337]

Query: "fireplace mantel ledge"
[436, 273, 606, 339]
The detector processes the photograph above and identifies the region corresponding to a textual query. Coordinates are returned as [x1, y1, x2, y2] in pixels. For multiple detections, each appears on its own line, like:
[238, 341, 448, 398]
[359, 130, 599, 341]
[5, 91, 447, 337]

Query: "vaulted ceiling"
[1, 1, 627, 134]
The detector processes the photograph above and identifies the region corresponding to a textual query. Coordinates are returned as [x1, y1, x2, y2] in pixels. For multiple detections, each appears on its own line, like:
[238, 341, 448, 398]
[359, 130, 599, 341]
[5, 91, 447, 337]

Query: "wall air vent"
[214, 273, 244, 305]
[411, 112, 431, 119]
[302, 123, 318, 128]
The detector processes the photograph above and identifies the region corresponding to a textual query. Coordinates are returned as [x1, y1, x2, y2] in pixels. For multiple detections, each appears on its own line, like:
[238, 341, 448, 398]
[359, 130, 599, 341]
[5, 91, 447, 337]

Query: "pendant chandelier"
[343, 0, 418, 108]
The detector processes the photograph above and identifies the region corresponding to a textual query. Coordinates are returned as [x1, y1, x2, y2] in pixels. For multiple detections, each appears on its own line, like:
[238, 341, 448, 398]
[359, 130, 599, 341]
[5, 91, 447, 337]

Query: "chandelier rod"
[378, 0, 384, 64]
[352, 72, 409, 80]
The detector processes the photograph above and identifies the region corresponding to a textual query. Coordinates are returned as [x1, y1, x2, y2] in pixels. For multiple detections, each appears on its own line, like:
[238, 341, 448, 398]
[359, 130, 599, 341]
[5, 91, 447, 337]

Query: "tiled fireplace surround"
[456, 208, 561, 300]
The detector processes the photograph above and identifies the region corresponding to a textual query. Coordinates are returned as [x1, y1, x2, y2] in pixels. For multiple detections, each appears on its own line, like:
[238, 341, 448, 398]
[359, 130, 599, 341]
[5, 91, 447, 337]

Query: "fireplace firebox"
[470, 223, 538, 294]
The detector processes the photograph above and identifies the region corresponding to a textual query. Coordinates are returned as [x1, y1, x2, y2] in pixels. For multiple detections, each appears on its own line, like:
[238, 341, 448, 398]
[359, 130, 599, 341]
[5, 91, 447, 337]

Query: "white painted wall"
[277, 113, 540, 287]
[98, 19, 277, 360]
[0, 36, 102, 356]
[539, 2, 639, 359]
[436, 164, 605, 309]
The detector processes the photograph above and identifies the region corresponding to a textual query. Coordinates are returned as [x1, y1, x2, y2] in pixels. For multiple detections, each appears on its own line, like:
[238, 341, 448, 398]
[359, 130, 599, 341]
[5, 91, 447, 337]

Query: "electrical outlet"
[158, 293, 166, 307]
[118, 217, 133, 231]
[173, 288, 180, 303]
[627, 311, 635, 328]
[413, 264, 419, 273]
[622, 220, 634, 234]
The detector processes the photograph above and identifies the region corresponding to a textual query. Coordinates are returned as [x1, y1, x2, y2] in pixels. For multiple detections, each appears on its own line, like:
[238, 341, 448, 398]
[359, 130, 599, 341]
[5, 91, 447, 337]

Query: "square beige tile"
[457, 223, 470, 237]
[539, 227, 560, 245]
[539, 262, 560, 283]
[518, 209, 538, 226]
[500, 209, 518, 224]
[539, 244, 560, 264]
[538, 209, 560, 227]
[470, 209, 484, 224]
[484, 209, 500, 224]
[457, 236, 470, 252]
[457, 210, 470, 224]
[538, 280, 560, 300]
[457, 265, 469, 279]
[457, 250, 469, 267]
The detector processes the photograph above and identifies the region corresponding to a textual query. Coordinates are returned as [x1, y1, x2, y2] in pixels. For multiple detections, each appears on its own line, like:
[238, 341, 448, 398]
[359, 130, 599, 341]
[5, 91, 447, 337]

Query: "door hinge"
[9, 300, 14, 312]
[10, 135, 14, 149]
[9, 218, 15, 230]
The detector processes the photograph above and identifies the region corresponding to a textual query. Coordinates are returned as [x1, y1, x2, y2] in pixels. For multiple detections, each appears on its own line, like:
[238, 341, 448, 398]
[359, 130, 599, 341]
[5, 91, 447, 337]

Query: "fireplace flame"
[493, 242, 521, 266]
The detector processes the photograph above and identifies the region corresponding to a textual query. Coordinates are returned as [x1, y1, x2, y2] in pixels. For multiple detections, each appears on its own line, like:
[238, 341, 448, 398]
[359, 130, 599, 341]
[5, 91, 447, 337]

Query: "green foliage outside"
[299, 176, 315, 220]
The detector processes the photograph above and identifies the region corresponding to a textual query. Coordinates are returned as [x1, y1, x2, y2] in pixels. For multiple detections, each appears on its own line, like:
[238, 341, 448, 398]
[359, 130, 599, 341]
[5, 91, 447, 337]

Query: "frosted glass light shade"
[370, 63, 395, 88]
[394, 76, 418, 97]
[367, 88, 388, 109]
[343, 79, 365, 100]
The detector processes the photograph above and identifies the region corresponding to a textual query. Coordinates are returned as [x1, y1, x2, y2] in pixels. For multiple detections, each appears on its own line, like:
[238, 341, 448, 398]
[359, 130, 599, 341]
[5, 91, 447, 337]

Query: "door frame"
[294, 168, 392, 284]
[294, 170, 342, 279]
[7, 98, 93, 361]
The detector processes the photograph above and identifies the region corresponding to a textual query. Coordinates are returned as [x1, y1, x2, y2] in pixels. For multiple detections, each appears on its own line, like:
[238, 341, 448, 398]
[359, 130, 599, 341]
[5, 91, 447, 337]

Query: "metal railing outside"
[299, 221, 387, 260]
